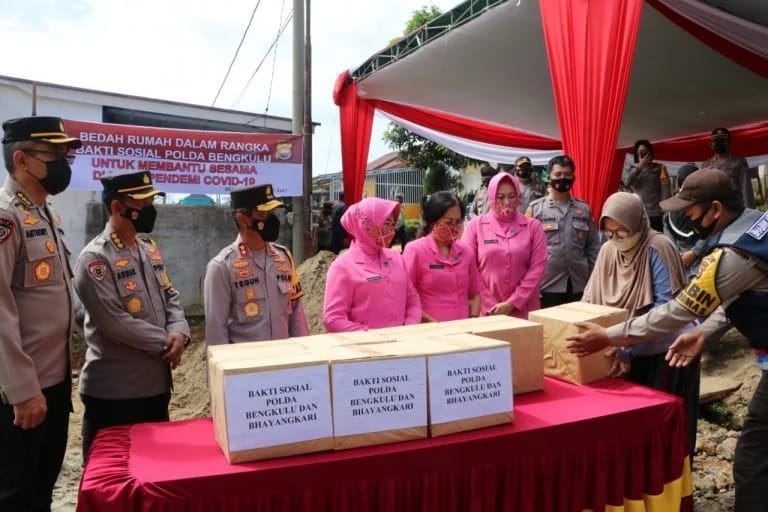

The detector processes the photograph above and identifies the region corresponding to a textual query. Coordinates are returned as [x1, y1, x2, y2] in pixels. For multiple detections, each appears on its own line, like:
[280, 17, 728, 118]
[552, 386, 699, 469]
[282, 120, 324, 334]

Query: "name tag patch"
[746, 212, 768, 240]
[367, 275, 383, 282]
[483, 239, 498, 244]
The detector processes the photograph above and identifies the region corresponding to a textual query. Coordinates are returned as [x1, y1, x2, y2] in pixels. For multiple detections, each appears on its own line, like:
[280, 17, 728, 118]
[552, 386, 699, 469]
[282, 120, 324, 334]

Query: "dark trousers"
[648, 215, 664, 232]
[390, 226, 407, 252]
[734, 371, 768, 512]
[81, 392, 170, 462]
[540, 279, 582, 308]
[0, 380, 71, 512]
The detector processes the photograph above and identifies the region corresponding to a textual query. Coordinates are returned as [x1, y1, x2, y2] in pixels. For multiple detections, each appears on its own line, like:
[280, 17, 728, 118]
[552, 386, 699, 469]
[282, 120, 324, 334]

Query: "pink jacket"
[323, 198, 421, 332]
[462, 173, 548, 318]
[403, 235, 481, 321]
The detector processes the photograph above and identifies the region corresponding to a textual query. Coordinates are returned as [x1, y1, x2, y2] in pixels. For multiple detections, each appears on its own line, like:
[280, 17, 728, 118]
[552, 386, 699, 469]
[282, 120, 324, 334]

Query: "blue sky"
[0, 0, 458, 176]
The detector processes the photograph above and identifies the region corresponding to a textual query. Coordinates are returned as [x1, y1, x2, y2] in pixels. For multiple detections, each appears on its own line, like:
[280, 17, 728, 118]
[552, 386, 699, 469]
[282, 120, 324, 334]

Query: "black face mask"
[123, 205, 157, 233]
[713, 141, 729, 154]
[250, 214, 280, 242]
[550, 178, 574, 193]
[516, 168, 532, 180]
[29, 158, 72, 196]
[689, 203, 716, 240]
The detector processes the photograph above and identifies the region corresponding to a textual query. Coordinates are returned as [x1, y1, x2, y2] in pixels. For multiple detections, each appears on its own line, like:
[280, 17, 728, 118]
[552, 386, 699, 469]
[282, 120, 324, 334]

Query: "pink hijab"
[341, 197, 400, 251]
[486, 172, 522, 223]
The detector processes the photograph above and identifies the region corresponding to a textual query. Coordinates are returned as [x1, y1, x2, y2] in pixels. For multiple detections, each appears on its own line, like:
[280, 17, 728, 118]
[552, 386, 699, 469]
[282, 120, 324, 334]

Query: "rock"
[714, 469, 734, 490]
[716, 437, 738, 462]
[701, 440, 718, 457]
[699, 376, 742, 404]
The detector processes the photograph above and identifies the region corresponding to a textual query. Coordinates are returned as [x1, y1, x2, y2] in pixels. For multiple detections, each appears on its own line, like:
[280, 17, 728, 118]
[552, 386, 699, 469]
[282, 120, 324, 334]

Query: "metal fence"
[328, 167, 427, 204]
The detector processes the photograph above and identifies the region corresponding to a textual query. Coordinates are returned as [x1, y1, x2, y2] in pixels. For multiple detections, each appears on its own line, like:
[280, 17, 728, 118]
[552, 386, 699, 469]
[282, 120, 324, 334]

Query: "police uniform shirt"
[204, 236, 309, 344]
[518, 179, 546, 214]
[471, 186, 491, 219]
[702, 155, 755, 209]
[0, 177, 73, 404]
[624, 162, 672, 217]
[606, 209, 768, 343]
[74, 225, 189, 400]
[526, 195, 601, 293]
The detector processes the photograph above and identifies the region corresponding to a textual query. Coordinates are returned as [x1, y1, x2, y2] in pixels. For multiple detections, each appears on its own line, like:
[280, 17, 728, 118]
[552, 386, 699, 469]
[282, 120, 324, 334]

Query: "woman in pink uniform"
[323, 197, 421, 332]
[403, 191, 481, 321]
[462, 172, 547, 318]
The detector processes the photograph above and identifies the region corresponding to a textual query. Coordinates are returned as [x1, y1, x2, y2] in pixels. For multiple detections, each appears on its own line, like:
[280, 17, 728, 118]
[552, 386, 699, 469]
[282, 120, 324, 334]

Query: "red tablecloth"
[77, 378, 693, 512]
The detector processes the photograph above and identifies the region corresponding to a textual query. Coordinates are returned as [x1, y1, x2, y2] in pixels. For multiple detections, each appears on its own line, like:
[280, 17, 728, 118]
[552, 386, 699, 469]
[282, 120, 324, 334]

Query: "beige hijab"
[583, 192, 686, 315]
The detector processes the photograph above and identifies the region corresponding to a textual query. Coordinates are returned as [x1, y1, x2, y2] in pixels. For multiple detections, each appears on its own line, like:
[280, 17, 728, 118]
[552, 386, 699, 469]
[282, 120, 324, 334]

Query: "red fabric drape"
[333, 72, 375, 205]
[646, 0, 768, 80]
[374, 100, 562, 150]
[645, 122, 768, 162]
[539, 0, 643, 215]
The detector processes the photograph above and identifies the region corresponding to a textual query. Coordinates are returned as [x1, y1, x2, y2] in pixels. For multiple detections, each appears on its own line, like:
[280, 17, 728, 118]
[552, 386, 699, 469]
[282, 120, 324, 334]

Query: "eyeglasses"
[23, 149, 75, 165]
[602, 229, 630, 240]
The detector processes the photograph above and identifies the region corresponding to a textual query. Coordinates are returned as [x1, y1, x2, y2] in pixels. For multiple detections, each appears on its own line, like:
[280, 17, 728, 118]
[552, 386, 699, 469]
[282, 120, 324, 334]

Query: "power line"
[263, 0, 287, 121]
[211, 0, 263, 107]
[233, 9, 293, 108]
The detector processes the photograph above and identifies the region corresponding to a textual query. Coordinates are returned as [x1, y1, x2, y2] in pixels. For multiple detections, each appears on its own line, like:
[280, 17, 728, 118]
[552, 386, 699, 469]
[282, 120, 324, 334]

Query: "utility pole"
[291, 0, 306, 263]
[302, 0, 312, 262]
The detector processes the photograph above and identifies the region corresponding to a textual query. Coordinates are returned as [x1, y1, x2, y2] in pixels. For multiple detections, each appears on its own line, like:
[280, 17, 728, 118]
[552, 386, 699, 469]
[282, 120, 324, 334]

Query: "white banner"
[64, 119, 303, 196]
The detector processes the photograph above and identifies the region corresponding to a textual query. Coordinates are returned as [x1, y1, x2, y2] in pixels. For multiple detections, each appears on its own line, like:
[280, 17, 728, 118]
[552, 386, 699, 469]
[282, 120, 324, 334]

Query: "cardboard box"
[528, 302, 629, 385]
[372, 316, 544, 394]
[210, 352, 334, 463]
[424, 334, 513, 436]
[461, 317, 544, 394]
[329, 343, 428, 450]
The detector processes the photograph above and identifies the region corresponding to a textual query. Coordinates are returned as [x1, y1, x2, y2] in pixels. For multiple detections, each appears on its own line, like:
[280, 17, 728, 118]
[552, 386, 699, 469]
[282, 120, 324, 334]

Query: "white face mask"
[609, 232, 642, 252]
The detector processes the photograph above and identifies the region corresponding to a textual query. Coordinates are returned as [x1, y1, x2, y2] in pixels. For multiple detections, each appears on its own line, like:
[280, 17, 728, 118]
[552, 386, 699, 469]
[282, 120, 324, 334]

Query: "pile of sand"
[297, 250, 337, 335]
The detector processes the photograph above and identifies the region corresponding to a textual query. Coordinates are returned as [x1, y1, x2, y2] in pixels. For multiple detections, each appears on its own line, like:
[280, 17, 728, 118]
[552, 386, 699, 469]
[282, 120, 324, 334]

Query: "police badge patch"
[34, 260, 52, 282]
[88, 260, 108, 281]
[0, 218, 13, 244]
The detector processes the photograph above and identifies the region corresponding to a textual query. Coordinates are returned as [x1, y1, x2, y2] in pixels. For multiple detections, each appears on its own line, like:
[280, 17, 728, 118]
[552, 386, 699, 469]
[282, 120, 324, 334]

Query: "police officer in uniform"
[204, 184, 309, 344]
[566, 168, 768, 512]
[0, 116, 80, 511]
[469, 164, 498, 219]
[703, 127, 755, 209]
[526, 155, 601, 308]
[514, 156, 546, 213]
[74, 170, 190, 459]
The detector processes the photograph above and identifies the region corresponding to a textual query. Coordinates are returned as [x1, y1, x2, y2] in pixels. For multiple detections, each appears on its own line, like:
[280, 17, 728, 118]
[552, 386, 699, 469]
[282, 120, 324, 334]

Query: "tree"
[382, 5, 481, 192]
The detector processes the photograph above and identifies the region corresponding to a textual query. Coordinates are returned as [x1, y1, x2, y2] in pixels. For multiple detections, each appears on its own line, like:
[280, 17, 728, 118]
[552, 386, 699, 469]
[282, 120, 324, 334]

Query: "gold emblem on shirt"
[245, 288, 256, 300]
[34, 260, 52, 281]
[45, 240, 56, 254]
[233, 258, 249, 268]
[115, 259, 130, 267]
[235, 269, 252, 279]
[111, 232, 125, 250]
[243, 302, 259, 317]
[126, 297, 142, 315]
[24, 215, 38, 226]
[124, 280, 138, 291]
